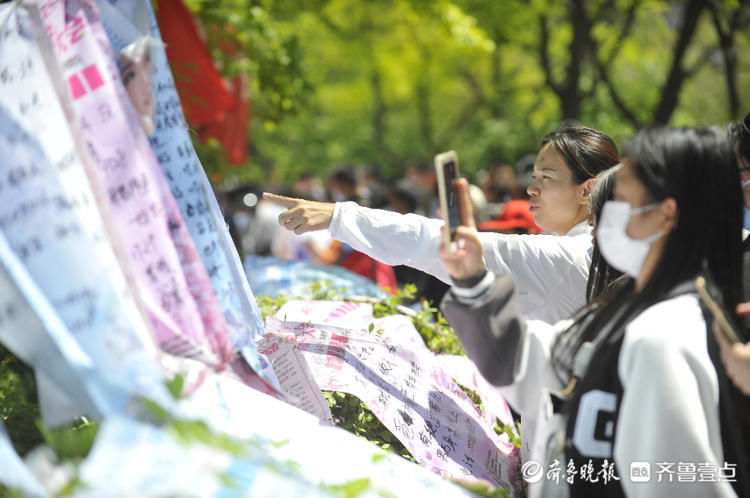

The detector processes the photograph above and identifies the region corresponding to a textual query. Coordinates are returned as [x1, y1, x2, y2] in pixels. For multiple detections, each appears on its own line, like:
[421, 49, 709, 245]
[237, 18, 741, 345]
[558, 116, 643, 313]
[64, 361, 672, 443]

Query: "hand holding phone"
[696, 275, 740, 343]
[437, 177, 486, 280]
[435, 150, 461, 249]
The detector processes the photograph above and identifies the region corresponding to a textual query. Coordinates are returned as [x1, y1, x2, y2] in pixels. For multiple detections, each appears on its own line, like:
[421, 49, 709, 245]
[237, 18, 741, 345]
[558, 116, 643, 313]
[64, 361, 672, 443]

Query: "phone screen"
[435, 151, 461, 247]
[442, 160, 460, 232]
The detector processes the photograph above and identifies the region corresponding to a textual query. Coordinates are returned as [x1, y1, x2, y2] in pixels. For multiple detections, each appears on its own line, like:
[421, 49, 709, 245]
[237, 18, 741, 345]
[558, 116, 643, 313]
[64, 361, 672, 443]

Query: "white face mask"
[742, 179, 750, 190]
[596, 200, 663, 278]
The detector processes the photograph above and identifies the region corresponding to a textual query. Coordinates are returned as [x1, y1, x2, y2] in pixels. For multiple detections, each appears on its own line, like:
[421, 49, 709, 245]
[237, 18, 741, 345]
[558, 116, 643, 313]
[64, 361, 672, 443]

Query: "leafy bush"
[1, 345, 42, 456]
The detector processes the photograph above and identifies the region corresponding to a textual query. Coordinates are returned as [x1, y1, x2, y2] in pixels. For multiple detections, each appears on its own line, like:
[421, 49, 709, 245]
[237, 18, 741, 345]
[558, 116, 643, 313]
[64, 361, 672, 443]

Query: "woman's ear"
[579, 178, 596, 205]
[660, 197, 679, 232]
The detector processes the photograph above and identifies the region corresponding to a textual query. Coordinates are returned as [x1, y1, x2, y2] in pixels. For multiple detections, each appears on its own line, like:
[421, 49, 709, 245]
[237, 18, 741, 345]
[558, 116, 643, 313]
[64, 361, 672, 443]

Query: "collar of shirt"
[565, 220, 592, 237]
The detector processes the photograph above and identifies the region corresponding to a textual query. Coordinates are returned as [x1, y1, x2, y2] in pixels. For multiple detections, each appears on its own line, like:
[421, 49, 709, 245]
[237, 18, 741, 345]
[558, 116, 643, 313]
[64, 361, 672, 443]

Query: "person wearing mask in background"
[265, 124, 619, 324]
[439, 126, 747, 497]
[327, 167, 361, 203]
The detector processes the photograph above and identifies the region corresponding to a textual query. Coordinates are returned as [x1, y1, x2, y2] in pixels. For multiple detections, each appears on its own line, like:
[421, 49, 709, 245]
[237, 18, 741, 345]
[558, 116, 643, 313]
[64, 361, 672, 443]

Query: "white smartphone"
[695, 275, 741, 343]
[435, 150, 461, 248]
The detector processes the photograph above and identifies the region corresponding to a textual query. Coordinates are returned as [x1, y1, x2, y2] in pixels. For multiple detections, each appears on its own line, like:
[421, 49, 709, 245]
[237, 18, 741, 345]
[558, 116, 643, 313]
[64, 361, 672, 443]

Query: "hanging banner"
[0, 2, 169, 425]
[78, 417, 330, 498]
[266, 302, 520, 494]
[39, 0, 233, 368]
[256, 330, 333, 421]
[435, 355, 516, 431]
[273, 300, 517, 428]
[0, 229, 162, 426]
[96, 0, 274, 386]
[170, 363, 474, 498]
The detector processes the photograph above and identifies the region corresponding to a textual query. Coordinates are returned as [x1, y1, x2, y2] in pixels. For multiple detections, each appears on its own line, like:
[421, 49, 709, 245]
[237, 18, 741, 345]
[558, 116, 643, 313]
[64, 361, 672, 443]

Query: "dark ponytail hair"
[552, 126, 743, 383]
[586, 164, 624, 302]
[540, 124, 620, 184]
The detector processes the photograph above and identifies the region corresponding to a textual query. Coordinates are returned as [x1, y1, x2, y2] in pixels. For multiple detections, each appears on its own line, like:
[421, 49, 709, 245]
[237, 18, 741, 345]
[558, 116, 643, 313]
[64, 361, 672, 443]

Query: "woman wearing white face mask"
[265, 125, 620, 324]
[439, 127, 748, 497]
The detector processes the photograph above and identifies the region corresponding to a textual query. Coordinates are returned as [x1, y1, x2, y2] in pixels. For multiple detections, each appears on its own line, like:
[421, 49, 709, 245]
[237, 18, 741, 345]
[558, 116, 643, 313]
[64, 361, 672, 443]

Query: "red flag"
[157, 0, 234, 126]
[199, 73, 250, 165]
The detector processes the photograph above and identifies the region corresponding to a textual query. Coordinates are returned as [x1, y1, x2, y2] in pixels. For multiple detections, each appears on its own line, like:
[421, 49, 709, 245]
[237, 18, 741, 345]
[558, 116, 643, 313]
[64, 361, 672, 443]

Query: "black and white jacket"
[441, 272, 737, 498]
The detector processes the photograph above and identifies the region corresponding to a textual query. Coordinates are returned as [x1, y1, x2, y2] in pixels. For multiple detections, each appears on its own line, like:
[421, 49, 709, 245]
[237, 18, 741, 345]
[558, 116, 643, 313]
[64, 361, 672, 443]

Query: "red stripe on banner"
[68, 73, 86, 99]
[81, 64, 104, 91]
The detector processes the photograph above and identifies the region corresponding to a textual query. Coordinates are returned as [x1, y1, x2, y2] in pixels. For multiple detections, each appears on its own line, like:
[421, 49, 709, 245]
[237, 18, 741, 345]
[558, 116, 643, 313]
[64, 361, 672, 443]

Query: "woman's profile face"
[526, 144, 588, 234]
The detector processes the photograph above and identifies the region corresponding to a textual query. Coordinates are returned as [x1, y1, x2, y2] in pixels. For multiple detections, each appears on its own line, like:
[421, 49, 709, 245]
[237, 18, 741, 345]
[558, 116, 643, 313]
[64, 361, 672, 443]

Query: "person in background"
[718, 111, 750, 395]
[265, 124, 619, 324]
[477, 198, 542, 234]
[327, 167, 360, 203]
[476, 162, 516, 222]
[292, 173, 327, 202]
[439, 126, 747, 497]
[388, 179, 420, 215]
[358, 164, 389, 209]
[404, 159, 439, 217]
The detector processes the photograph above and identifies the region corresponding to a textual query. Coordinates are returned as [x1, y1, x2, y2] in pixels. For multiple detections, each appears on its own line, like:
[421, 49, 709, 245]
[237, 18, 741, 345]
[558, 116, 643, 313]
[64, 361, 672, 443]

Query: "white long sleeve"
[328, 202, 449, 280]
[477, 223, 591, 322]
[615, 295, 735, 497]
[329, 201, 592, 323]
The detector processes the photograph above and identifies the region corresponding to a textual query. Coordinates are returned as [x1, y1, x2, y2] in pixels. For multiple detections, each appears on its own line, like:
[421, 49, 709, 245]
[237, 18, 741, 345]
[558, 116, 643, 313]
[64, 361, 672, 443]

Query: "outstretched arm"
[267, 191, 453, 281]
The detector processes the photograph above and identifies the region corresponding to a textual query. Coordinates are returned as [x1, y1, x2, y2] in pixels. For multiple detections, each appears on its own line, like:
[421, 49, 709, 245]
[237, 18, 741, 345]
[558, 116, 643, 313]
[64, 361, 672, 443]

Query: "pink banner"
[435, 355, 516, 432]
[39, 0, 231, 367]
[257, 327, 332, 421]
[268, 302, 520, 494]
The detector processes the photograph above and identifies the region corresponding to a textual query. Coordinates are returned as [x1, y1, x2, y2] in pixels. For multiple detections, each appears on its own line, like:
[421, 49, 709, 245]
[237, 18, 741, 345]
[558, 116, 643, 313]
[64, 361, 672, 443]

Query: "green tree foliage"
[186, 0, 750, 185]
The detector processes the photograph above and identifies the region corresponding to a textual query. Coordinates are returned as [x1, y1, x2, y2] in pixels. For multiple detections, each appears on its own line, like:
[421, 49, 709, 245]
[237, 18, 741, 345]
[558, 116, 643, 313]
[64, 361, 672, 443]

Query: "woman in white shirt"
[440, 126, 746, 497]
[266, 125, 620, 323]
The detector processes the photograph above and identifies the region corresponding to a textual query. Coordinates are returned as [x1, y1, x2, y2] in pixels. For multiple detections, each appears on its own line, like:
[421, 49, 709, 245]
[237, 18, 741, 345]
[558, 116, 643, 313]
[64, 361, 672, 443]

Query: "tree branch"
[602, 0, 641, 68]
[369, 67, 399, 164]
[683, 45, 714, 79]
[538, 14, 561, 96]
[593, 0, 617, 24]
[652, 0, 706, 124]
[589, 0, 642, 126]
[709, 1, 741, 119]
[437, 70, 486, 146]
[595, 57, 642, 128]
